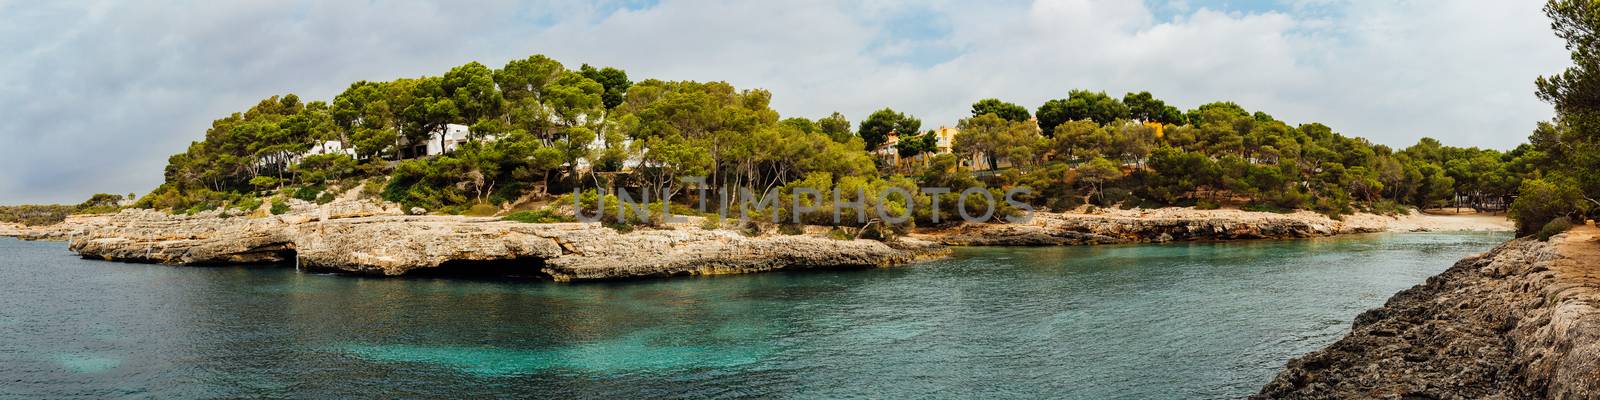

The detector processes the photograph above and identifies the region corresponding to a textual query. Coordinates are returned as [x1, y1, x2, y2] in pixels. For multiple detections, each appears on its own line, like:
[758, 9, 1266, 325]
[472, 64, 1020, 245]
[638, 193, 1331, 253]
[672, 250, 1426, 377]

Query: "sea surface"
[0, 232, 1508, 399]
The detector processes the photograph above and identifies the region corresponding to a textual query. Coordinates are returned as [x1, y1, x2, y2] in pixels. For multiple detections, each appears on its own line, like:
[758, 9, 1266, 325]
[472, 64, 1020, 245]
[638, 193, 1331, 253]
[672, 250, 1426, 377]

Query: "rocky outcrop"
[918, 208, 1512, 246]
[0, 214, 111, 241]
[922, 210, 1367, 246]
[1255, 225, 1600, 399]
[64, 203, 948, 281]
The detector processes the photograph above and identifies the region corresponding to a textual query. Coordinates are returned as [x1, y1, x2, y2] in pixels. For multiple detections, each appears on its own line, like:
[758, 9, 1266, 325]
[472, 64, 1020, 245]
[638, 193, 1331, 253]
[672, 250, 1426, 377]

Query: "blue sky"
[0, 0, 1571, 204]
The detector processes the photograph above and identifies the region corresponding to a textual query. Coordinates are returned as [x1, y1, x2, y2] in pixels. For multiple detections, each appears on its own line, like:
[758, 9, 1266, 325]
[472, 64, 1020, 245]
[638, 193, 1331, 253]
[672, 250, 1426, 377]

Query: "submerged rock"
[63, 205, 948, 281]
[1254, 225, 1600, 399]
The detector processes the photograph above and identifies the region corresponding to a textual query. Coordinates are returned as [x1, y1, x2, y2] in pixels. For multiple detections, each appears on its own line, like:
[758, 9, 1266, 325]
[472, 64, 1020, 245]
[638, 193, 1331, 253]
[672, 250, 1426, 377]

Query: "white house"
[425, 124, 474, 156]
[574, 135, 649, 172]
[304, 140, 356, 158]
[396, 124, 492, 158]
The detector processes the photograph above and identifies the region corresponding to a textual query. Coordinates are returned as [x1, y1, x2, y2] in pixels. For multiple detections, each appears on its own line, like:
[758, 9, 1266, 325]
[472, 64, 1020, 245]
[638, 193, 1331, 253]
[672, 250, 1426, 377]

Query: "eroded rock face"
[64, 206, 948, 281]
[1254, 226, 1600, 399]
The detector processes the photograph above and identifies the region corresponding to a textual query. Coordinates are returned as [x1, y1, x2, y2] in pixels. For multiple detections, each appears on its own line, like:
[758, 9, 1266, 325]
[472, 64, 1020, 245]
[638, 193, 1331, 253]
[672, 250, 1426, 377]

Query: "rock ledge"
[63, 206, 948, 281]
[1255, 224, 1600, 399]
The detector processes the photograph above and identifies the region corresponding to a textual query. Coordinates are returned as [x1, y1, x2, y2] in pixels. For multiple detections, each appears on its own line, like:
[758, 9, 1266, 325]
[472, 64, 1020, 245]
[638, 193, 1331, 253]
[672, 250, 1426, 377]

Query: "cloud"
[0, 0, 1569, 204]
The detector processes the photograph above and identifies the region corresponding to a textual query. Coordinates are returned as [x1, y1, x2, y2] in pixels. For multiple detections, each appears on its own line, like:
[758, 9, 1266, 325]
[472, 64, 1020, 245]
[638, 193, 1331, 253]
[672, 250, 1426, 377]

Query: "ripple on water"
[53, 353, 121, 374]
[337, 330, 772, 377]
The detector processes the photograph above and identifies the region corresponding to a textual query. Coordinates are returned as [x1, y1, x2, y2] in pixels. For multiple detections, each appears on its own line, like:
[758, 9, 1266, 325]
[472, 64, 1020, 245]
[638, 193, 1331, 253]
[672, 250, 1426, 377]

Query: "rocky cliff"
[62, 202, 948, 281]
[1255, 225, 1600, 399]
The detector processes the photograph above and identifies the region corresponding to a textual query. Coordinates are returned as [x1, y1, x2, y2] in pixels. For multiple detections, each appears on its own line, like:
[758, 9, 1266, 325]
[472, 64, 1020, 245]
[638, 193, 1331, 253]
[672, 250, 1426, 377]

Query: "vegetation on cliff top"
[129, 22, 1589, 235]
[0, 193, 135, 226]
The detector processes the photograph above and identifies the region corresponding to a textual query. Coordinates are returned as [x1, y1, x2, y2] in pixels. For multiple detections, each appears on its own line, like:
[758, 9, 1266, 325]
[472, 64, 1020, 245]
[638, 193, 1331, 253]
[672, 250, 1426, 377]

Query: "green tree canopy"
[971, 98, 1031, 122]
[858, 108, 921, 150]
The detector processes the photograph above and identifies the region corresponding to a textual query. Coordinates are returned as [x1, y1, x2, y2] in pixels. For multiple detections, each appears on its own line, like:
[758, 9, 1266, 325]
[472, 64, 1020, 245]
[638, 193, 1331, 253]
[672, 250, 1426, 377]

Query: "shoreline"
[913, 207, 1511, 246]
[3, 202, 1513, 281]
[1254, 223, 1600, 398]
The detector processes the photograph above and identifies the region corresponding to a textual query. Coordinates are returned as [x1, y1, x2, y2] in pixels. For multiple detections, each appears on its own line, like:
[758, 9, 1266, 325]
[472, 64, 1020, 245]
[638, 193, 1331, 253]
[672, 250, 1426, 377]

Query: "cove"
[0, 232, 1506, 399]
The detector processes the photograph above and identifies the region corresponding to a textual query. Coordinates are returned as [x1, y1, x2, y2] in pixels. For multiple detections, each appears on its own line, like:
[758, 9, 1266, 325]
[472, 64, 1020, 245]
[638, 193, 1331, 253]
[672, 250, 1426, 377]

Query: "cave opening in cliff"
[187, 245, 300, 267]
[405, 257, 552, 280]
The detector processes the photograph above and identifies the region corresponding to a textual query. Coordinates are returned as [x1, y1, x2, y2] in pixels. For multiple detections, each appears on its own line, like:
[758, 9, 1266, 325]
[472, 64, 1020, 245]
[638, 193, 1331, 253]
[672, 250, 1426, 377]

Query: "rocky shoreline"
[3, 203, 1511, 282]
[1255, 224, 1600, 398]
[48, 201, 946, 281]
[915, 208, 1511, 246]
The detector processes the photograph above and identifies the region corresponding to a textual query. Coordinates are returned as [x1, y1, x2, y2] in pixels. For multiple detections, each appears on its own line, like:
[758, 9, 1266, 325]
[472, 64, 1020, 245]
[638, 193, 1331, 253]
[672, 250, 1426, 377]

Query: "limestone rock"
[1254, 225, 1600, 399]
[61, 204, 948, 281]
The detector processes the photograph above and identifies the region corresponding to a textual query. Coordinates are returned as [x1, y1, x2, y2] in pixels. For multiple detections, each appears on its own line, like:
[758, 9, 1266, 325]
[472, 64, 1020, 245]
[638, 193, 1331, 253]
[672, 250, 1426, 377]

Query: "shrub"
[360, 179, 385, 200]
[0, 205, 74, 226]
[294, 153, 357, 185]
[292, 184, 325, 202]
[73, 193, 126, 214]
[1536, 217, 1574, 242]
[1195, 198, 1221, 210]
[603, 220, 635, 234]
[315, 191, 336, 205]
[1365, 200, 1411, 216]
[1509, 178, 1588, 236]
[778, 224, 805, 235]
[700, 215, 722, 230]
[231, 196, 262, 212]
[270, 200, 290, 215]
[182, 202, 217, 215]
[1241, 202, 1294, 214]
[503, 209, 574, 224]
[249, 176, 280, 192]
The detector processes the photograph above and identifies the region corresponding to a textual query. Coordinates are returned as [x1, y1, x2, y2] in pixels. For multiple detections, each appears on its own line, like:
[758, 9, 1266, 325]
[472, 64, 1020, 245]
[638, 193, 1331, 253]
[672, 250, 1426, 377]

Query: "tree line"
[130, 48, 1558, 237]
[1502, 0, 1600, 238]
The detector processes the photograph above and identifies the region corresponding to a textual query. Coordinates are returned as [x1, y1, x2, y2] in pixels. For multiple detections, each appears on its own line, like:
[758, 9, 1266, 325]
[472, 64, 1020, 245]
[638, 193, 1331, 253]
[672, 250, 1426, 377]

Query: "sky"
[0, 0, 1572, 204]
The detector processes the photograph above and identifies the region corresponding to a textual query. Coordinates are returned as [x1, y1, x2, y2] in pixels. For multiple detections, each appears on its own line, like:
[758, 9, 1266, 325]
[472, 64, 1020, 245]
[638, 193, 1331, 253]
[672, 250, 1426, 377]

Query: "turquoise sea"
[0, 232, 1508, 399]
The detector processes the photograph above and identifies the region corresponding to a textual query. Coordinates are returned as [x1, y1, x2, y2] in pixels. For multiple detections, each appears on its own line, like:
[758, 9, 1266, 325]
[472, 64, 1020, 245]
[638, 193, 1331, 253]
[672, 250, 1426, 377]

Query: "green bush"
[701, 215, 722, 230]
[1536, 217, 1574, 242]
[778, 224, 805, 235]
[292, 184, 325, 202]
[270, 200, 290, 215]
[182, 202, 217, 215]
[231, 196, 262, 212]
[0, 205, 74, 226]
[1242, 202, 1294, 214]
[73, 193, 126, 215]
[1365, 200, 1411, 216]
[603, 220, 635, 234]
[1195, 198, 1221, 210]
[503, 209, 574, 224]
[294, 153, 357, 185]
[249, 176, 279, 192]
[1509, 178, 1589, 236]
[360, 179, 385, 200]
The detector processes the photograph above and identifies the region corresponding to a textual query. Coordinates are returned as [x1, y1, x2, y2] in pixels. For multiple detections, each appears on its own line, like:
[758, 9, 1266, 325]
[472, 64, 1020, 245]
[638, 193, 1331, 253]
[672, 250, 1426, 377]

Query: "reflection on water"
[0, 232, 1507, 399]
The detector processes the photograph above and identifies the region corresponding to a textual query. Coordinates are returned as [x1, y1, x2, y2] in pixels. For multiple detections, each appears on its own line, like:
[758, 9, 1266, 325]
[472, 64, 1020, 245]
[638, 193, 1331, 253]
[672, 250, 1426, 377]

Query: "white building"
[304, 140, 356, 158]
[574, 135, 649, 172]
[394, 124, 498, 158]
[424, 124, 473, 156]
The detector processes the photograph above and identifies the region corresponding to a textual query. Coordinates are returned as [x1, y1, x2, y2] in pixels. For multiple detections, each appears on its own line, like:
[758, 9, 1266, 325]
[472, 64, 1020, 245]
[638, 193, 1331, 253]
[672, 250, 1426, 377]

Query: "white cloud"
[0, 0, 1569, 203]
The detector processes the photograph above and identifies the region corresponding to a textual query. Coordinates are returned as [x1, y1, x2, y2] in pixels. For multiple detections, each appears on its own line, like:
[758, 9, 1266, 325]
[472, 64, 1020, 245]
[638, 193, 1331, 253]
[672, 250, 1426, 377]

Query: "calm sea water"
[0, 232, 1507, 399]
